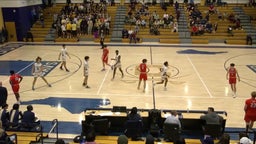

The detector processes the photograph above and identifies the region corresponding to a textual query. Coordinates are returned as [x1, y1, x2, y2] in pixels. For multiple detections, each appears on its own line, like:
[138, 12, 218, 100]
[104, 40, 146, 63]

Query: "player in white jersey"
[32, 56, 51, 90]
[58, 44, 71, 72]
[155, 61, 169, 90]
[111, 50, 124, 80]
[83, 56, 90, 88]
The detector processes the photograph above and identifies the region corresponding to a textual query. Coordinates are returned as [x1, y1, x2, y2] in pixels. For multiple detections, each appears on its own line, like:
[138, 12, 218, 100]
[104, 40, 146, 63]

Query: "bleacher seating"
[6, 131, 48, 144]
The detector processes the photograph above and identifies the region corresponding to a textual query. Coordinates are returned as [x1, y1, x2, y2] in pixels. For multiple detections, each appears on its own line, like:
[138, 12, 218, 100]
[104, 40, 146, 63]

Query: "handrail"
[35, 125, 44, 144]
[48, 119, 59, 141]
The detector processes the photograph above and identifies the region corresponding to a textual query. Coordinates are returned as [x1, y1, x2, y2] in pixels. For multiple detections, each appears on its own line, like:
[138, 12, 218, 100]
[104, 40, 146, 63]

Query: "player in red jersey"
[137, 59, 148, 92]
[226, 63, 240, 98]
[101, 45, 111, 71]
[9, 70, 23, 103]
[244, 91, 256, 133]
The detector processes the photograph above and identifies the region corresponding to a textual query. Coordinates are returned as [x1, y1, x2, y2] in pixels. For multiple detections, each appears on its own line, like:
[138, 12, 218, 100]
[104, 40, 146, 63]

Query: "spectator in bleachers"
[246, 34, 252, 45]
[175, 1, 179, 11]
[145, 134, 154, 144]
[216, 133, 230, 144]
[55, 139, 65, 144]
[141, 19, 147, 28]
[208, 4, 215, 14]
[0, 104, 9, 129]
[191, 25, 198, 35]
[205, 22, 213, 33]
[9, 103, 23, 129]
[117, 135, 128, 144]
[129, 31, 137, 44]
[239, 132, 251, 144]
[227, 25, 233, 36]
[122, 29, 129, 38]
[85, 131, 97, 144]
[21, 105, 40, 130]
[172, 21, 178, 32]
[0, 121, 12, 143]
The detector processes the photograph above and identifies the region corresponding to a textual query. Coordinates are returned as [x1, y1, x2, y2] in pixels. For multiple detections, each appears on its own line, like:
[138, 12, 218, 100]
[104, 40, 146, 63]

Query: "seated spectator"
[0, 104, 10, 129]
[25, 31, 34, 42]
[145, 134, 154, 144]
[164, 110, 181, 129]
[172, 22, 178, 32]
[85, 131, 97, 144]
[208, 4, 215, 14]
[200, 136, 214, 144]
[117, 135, 128, 144]
[21, 105, 40, 131]
[122, 29, 129, 38]
[227, 25, 233, 36]
[205, 22, 213, 33]
[141, 19, 146, 28]
[238, 132, 251, 144]
[200, 107, 223, 125]
[216, 133, 230, 144]
[0, 121, 14, 144]
[129, 31, 137, 44]
[9, 103, 23, 129]
[191, 25, 198, 35]
[175, 137, 186, 144]
[246, 34, 252, 45]
[127, 107, 142, 121]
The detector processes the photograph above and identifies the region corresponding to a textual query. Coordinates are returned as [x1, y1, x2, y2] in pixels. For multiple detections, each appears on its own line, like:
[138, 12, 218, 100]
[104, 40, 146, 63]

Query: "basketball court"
[0, 42, 255, 137]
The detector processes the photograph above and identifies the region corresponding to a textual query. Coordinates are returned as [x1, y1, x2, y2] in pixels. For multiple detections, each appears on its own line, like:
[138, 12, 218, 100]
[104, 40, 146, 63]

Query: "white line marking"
[186, 55, 213, 98]
[97, 69, 111, 95]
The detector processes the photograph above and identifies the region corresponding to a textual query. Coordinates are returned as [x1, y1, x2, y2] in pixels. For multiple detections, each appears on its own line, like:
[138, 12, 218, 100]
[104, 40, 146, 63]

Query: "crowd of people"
[52, 0, 111, 41]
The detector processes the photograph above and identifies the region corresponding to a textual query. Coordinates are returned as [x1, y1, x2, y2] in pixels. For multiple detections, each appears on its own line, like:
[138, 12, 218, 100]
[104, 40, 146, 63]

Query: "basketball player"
[32, 56, 51, 90]
[155, 61, 169, 91]
[9, 70, 23, 103]
[137, 59, 148, 92]
[226, 63, 240, 98]
[101, 45, 111, 71]
[83, 56, 90, 88]
[111, 50, 124, 80]
[58, 44, 71, 72]
[244, 91, 256, 133]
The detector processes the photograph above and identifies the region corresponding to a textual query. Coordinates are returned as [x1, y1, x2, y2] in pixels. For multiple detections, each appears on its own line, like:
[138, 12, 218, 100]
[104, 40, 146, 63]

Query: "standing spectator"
[111, 50, 124, 80]
[244, 91, 256, 133]
[137, 59, 148, 92]
[83, 56, 90, 88]
[246, 34, 252, 45]
[101, 45, 111, 71]
[21, 105, 40, 130]
[9, 70, 23, 103]
[32, 56, 51, 90]
[226, 63, 240, 98]
[155, 61, 170, 90]
[39, 12, 45, 28]
[58, 44, 71, 72]
[0, 104, 10, 128]
[9, 103, 23, 129]
[0, 81, 8, 107]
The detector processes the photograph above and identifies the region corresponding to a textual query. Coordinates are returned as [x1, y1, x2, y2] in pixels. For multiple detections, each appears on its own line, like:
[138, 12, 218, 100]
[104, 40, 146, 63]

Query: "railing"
[35, 125, 44, 144]
[48, 119, 59, 141]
